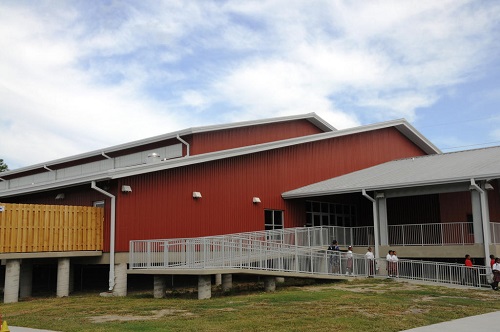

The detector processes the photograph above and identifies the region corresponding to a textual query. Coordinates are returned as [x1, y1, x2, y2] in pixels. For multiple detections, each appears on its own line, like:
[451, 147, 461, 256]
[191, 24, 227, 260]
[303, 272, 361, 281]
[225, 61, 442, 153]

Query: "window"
[305, 200, 357, 227]
[265, 210, 284, 231]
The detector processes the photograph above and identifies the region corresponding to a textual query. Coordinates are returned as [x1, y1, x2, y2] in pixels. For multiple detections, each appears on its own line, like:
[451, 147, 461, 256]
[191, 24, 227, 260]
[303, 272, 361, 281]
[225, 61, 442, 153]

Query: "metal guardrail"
[129, 226, 493, 289]
[388, 222, 500, 245]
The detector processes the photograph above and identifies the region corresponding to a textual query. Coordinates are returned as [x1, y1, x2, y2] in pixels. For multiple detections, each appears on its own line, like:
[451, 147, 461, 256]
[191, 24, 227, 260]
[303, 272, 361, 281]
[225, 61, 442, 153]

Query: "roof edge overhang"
[1, 117, 439, 198]
[2, 113, 334, 178]
[282, 175, 500, 199]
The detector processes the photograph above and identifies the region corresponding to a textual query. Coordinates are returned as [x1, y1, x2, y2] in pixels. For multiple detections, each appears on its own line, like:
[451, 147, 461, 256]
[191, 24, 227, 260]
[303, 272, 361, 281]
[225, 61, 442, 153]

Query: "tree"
[0, 159, 9, 172]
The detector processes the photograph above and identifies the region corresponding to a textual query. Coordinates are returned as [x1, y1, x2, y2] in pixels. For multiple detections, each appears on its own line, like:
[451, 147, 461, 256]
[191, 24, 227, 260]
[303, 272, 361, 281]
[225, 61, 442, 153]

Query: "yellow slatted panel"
[0, 203, 103, 253]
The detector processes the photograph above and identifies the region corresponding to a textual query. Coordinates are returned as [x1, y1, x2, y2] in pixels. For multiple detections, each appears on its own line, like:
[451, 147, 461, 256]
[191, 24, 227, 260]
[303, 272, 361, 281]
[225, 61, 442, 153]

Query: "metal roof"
[0, 118, 440, 198]
[2, 112, 335, 177]
[282, 146, 500, 198]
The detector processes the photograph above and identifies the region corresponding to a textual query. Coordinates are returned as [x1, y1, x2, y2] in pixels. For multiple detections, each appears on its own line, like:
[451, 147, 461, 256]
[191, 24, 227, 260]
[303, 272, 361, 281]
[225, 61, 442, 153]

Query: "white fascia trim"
[281, 175, 500, 199]
[0, 174, 112, 198]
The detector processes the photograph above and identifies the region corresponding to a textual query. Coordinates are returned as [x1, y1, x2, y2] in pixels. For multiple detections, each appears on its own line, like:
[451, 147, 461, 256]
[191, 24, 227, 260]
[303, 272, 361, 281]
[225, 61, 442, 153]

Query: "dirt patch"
[89, 308, 194, 323]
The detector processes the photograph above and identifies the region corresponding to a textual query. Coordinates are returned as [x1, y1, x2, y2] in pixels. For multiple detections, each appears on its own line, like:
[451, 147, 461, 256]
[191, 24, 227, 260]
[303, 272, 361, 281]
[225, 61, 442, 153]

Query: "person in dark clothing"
[328, 240, 340, 273]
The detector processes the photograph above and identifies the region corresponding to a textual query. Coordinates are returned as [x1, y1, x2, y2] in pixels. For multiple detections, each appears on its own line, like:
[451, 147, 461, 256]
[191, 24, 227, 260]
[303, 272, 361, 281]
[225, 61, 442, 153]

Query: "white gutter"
[44, 165, 53, 172]
[469, 178, 490, 266]
[91, 181, 116, 291]
[176, 134, 190, 156]
[101, 152, 112, 159]
[362, 189, 380, 259]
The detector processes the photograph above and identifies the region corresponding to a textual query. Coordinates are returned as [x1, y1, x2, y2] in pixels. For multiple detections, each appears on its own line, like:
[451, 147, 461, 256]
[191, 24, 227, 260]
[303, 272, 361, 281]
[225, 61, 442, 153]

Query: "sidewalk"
[400, 310, 500, 331]
[9, 327, 58, 332]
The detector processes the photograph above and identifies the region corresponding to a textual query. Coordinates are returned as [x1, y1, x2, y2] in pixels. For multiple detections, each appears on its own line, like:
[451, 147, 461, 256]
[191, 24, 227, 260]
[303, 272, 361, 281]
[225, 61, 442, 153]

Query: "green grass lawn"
[2, 278, 500, 331]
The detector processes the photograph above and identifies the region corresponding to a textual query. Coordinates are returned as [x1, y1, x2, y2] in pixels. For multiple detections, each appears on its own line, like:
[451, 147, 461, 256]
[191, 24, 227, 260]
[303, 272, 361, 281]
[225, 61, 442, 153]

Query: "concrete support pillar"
[471, 190, 484, 243]
[19, 260, 33, 299]
[112, 263, 127, 297]
[215, 273, 222, 286]
[276, 277, 285, 283]
[153, 275, 167, 299]
[264, 276, 276, 292]
[56, 258, 70, 297]
[4, 259, 21, 303]
[222, 274, 232, 292]
[378, 197, 389, 245]
[198, 275, 211, 300]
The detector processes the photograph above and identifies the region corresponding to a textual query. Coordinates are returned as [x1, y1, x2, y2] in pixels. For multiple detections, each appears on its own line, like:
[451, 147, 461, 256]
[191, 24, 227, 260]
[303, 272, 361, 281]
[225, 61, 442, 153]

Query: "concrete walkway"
[401, 310, 500, 331]
[9, 327, 58, 332]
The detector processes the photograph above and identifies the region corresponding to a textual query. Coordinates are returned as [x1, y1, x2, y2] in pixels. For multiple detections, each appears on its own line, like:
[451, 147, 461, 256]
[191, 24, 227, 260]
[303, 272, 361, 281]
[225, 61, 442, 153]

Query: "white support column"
[378, 197, 389, 246]
[470, 179, 491, 265]
[56, 258, 70, 297]
[112, 263, 127, 297]
[4, 259, 21, 303]
[471, 190, 484, 243]
[19, 260, 33, 299]
[264, 276, 276, 292]
[153, 276, 166, 299]
[222, 274, 232, 292]
[198, 275, 212, 299]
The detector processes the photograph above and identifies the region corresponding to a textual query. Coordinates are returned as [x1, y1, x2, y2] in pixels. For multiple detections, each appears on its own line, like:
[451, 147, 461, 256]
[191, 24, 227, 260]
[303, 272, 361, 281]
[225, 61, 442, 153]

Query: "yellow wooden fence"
[0, 203, 103, 253]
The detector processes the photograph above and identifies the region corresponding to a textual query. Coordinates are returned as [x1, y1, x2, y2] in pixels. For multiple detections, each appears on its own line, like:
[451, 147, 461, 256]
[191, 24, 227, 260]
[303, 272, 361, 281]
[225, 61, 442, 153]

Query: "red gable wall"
[113, 127, 426, 251]
[187, 119, 325, 155]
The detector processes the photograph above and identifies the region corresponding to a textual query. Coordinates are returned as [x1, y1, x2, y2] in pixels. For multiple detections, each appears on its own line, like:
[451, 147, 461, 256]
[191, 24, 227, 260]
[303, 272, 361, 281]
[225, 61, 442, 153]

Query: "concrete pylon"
[198, 275, 211, 299]
[215, 273, 222, 286]
[153, 276, 166, 298]
[19, 260, 33, 299]
[56, 258, 70, 297]
[264, 276, 276, 292]
[4, 259, 21, 303]
[113, 263, 127, 297]
[222, 274, 232, 292]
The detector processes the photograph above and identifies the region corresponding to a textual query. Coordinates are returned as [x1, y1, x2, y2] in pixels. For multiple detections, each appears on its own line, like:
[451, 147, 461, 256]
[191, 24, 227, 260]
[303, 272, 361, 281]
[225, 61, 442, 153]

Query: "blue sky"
[1, 0, 500, 170]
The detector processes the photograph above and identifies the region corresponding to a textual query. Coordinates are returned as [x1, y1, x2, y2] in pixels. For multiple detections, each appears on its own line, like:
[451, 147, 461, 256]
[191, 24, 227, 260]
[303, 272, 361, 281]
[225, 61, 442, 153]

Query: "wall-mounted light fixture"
[484, 183, 494, 191]
[121, 185, 132, 193]
[252, 197, 261, 204]
[55, 193, 65, 200]
[375, 192, 385, 199]
[193, 191, 202, 199]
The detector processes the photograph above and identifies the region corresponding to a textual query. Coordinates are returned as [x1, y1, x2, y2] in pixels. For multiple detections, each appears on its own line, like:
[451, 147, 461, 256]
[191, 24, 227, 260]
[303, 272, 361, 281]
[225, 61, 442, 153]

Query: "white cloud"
[0, 0, 499, 169]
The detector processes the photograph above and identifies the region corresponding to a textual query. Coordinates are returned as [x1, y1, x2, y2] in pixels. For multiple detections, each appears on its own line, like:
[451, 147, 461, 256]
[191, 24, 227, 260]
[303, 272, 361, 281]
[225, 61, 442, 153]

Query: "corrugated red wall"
[113, 127, 427, 251]
[188, 119, 325, 155]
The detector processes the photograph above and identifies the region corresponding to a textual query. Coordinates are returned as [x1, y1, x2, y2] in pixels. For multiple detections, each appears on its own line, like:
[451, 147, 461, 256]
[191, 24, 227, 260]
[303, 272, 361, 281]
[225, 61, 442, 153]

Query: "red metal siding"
[189, 119, 325, 155]
[114, 127, 427, 251]
[440, 180, 500, 223]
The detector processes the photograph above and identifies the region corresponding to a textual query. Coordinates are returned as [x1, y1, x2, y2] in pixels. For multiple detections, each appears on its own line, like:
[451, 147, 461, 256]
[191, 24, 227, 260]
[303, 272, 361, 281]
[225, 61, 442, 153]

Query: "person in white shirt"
[346, 246, 353, 275]
[492, 257, 500, 290]
[392, 251, 399, 277]
[386, 250, 393, 277]
[365, 247, 375, 277]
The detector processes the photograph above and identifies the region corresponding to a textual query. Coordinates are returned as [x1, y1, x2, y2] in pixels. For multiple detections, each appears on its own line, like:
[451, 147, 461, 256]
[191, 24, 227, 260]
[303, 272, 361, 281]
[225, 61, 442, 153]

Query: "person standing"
[463, 254, 474, 285]
[386, 250, 393, 277]
[365, 247, 375, 277]
[492, 258, 500, 290]
[490, 254, 496, 269]
[392, 250, 399, 277]
[328, 240, 340, 274]
[346, 246, 353, 275]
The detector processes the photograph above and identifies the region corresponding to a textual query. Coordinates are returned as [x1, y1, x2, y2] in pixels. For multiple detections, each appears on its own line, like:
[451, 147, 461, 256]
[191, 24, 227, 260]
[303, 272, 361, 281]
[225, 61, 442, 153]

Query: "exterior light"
[193, 191, 202, 199]
[252, 197, 261, 204]
[55, 193, 65, 200]
[121, 185, 132, 193]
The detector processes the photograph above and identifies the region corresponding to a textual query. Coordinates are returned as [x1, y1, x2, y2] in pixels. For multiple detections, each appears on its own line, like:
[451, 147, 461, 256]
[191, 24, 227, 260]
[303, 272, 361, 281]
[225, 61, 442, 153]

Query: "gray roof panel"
[282, 146, 500, 198]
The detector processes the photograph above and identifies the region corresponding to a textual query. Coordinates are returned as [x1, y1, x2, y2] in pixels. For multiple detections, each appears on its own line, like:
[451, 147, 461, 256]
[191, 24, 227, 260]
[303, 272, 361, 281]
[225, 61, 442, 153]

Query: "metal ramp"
[129, 226, 493, 289]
